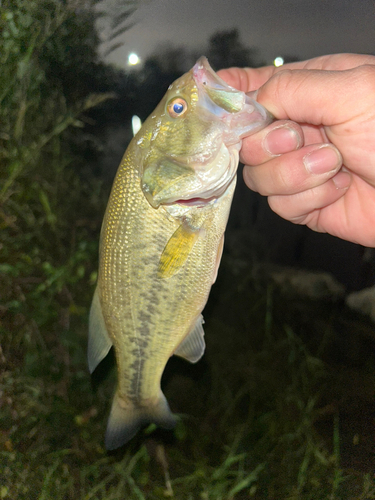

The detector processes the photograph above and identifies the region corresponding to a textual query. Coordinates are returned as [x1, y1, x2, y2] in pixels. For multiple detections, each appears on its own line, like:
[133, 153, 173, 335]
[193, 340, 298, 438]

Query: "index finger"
[217, 53, 375, 93]
[217, 66, 276, 92]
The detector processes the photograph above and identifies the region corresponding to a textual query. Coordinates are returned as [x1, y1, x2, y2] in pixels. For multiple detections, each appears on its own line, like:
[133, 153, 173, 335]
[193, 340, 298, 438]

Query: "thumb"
[256, 66, 372, 126]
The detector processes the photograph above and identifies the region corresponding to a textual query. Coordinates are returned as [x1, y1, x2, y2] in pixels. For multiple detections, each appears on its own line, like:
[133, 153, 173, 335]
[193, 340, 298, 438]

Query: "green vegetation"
[1, 1, 375, 498]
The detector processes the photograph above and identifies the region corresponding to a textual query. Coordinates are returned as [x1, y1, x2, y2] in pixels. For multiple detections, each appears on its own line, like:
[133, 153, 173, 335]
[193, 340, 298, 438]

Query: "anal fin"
[174, 315, 205, 363]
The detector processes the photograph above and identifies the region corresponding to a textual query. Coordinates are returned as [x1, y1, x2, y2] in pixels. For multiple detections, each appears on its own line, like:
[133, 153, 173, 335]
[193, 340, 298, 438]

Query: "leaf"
[82, 92, 117, 111]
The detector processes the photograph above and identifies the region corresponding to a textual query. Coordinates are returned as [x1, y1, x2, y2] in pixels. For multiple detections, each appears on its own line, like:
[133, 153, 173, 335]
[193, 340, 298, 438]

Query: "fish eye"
[167, 97, 188, 118]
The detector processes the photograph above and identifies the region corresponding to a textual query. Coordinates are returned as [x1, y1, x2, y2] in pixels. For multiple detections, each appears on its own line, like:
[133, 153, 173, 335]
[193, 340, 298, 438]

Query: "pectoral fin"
[88, 287, 113, 374]
[158, 223, 200, 279]
[174, 315, 205, 363]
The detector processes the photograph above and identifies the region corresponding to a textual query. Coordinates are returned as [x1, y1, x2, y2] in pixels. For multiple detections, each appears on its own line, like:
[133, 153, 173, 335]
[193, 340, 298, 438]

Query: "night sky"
[100, 0, 375, 68]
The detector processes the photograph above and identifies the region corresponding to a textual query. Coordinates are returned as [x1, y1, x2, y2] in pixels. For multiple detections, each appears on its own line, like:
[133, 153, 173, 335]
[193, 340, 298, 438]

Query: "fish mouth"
[192, 56, 273, 140]
[174, 196, 217, 207]
[142, 57, 273, 211]
[193, 56, 235, 93]
[149, 141, 240, 209]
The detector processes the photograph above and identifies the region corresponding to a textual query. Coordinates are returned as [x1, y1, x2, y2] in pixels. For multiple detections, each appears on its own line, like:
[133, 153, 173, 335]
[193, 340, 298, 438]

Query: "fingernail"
[332, 170, 351, 190]
[303, 145, 342, 175]
[264, 125, 302, 156]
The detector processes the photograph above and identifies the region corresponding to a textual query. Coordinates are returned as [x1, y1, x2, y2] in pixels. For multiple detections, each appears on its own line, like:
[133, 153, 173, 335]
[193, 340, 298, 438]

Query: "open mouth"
[174, 196, 216, 207]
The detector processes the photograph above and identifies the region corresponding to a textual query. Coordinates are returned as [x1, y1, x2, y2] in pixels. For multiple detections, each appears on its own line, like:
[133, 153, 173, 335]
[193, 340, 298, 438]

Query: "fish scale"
[88, 57, 273, 449]
[101, 140, 229, 398]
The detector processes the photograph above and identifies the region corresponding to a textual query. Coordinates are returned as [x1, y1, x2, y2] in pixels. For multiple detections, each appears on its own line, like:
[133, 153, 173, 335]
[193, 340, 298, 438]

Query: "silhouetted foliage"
[0, 0, 111, 361]
[96, 0, 138, 56]
[206, 28, 262, 70]
[40, 11, 112, 103]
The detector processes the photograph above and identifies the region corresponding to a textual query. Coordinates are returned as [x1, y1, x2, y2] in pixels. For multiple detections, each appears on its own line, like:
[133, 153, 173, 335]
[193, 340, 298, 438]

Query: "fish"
[88, 57, 273, 450]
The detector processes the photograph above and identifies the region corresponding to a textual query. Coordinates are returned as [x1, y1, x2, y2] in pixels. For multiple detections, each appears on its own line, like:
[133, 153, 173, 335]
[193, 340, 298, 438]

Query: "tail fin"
[105, 390, 176, 450]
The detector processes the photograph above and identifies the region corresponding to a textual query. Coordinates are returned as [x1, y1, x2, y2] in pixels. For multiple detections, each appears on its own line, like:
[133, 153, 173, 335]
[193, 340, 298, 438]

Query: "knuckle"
[270, 69, 294, 101]
[273, 161, 295, 192]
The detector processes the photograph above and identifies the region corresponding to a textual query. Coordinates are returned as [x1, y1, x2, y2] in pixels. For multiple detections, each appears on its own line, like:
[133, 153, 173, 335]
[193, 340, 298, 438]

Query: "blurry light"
[274, 56, 284, 67]
[132, 115, 142, 136]
[128, 53, 140, 66]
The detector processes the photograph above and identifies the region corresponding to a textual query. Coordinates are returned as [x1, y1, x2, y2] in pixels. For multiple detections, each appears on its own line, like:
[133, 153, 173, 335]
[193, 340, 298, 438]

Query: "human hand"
[218, 54, 375, 247]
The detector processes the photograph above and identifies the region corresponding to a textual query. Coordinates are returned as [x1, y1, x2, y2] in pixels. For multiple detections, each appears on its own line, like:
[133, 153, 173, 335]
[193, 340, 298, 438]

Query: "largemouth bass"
[88, 57, 273, 450]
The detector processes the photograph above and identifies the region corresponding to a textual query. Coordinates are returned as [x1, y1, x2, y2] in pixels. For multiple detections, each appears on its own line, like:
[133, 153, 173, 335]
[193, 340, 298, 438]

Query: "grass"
[2, 256, 375, 499]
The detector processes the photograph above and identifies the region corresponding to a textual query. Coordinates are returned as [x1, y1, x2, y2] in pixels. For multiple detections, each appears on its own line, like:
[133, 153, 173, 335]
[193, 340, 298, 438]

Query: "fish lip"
[153, 141, 240, 209]
[173, 196, 216, 207]
[160, 185, 230, 208]
[193, 56, 234, 91]
[192, 57, 273, 137]
[151, 194, 215, 209]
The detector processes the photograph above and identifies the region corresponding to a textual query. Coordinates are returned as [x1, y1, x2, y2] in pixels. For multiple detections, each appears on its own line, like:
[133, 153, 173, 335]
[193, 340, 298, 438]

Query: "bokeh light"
[273, 56, 284, 67]
[128, 53, 140, 65]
